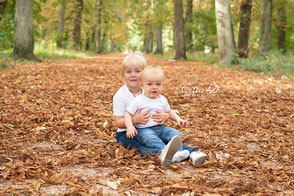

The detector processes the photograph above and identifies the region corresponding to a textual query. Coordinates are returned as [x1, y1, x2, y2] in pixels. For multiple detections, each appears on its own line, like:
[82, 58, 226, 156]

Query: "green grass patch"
[0, 44, 97, 70]
[34, 44, 96, 60]
[152, 49, 219, 64]
[153, 49, 294, 82]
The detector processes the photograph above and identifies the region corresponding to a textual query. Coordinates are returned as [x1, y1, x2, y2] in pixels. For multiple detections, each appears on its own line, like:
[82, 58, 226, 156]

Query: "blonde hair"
[120, 53, 147, 82]
[141, 65, 164, 82]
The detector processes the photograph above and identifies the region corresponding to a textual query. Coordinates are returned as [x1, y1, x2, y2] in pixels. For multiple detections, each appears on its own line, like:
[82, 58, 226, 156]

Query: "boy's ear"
[140, 82, 143, 88]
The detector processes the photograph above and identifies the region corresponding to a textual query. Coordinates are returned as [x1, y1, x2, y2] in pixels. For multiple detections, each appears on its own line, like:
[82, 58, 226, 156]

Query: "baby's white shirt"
[126, 93, 171, 128]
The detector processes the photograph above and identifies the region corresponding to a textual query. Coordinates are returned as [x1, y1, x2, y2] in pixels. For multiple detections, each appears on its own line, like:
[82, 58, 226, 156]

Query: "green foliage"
[217, 51, 294, 81]
[153, 49, 219, 65]
[191, 10, 217, 51]
[0, 1, 15, 50]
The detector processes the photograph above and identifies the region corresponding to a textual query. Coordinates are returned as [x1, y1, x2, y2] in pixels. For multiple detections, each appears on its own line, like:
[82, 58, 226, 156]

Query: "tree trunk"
[144, 22, 153, 53]
[215, 0, 236, 63]
[154, 25, 163, 54]
[174, 0, 186, 60]
[277, 2, 286, 54]
[0, 0, 8, 21]
[185, 0, 193, 51]
[57, 1, 66, 48]
[259, 0, 272, 56]
[237, 0, 252, 58]
[96, 0, 102, 53]
[199, 0, 203, 9]
[73, 0, 83, 50]
[110, 31, 116, 52]
[13, 0, 39, 61]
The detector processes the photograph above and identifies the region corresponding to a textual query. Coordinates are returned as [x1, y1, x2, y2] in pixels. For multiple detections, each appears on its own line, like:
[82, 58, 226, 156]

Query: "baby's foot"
[190, 151, 207, 166]
[172, 150, 190, 163]
[159, 136, 181, 166]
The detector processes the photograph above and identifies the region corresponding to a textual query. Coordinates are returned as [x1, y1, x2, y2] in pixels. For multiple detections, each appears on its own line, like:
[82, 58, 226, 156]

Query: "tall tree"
[96, 0, 103, 53]
[185, 0, 193, 51]
[259, 0, 272, 56]
[215, 0, 236, 63]
[144, 21, 153, 53]
[154, 25, 163, 54]
[237, 0, 252, 58]
[73, 0, 83, 50]
[174, 0, 186, 60]
[13, 0, 39, 60]
[277, 1, 286, 54]
[57, 0, 66, 48]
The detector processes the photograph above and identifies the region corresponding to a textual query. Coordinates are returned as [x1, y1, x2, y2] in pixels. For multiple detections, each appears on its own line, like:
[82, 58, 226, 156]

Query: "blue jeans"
[136, 125, 184, 151]
[116, 125, 197, 157]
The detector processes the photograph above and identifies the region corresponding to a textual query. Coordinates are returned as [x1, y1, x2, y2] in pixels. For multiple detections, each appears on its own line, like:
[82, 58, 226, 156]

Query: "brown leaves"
[0, 54, 294, 195]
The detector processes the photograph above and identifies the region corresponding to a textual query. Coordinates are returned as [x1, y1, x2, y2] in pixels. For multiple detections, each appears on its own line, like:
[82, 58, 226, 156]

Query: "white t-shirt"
[113, 85, 138, 132]
[126, 94, 171, 128]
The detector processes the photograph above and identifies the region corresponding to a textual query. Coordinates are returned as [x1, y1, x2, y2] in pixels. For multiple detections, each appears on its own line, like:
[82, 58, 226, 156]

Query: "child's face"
[124, 60, 143, 89]
[141, 72, 164, 99]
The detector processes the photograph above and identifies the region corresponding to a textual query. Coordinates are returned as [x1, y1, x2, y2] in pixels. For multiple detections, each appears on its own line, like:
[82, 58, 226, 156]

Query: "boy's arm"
[114, 109, 150, 128]
[168, 110, 189, 128]
[124, 111, 138, 138]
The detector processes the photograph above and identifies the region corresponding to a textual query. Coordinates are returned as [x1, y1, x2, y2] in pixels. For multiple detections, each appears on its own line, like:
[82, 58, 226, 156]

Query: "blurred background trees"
[0, 0, 293, 61]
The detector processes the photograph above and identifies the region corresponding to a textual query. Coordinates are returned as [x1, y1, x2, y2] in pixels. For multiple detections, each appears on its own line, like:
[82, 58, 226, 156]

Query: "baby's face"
[141, 72, 164, 99]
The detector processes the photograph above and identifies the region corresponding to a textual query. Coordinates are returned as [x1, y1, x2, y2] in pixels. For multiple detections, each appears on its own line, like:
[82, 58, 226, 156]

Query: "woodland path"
[0, 53, 293, 195]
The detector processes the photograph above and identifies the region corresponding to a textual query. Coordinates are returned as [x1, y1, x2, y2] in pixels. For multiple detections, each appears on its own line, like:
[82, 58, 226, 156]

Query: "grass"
[0, 44, 96, 70]
[153, 49, 294, 82]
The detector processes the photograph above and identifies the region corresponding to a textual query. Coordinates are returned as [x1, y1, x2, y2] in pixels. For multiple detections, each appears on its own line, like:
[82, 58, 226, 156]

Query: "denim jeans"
[116, 125, 197, 157]
[135, 125, 183, 151]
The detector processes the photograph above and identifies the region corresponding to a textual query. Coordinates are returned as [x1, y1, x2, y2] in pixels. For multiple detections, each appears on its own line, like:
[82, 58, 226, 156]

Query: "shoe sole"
[161, 136, 181, 166]
[192, 154, 207, 166]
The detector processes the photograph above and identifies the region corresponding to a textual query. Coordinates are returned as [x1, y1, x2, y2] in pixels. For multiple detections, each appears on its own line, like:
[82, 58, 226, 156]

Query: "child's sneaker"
[190, 151, 207, 166]
[172, 150, 190, 163]
[159, 136, 181, 166]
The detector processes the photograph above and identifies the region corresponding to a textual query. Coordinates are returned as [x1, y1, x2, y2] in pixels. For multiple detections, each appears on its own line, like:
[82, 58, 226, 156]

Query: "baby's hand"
[126, 126, 138, 138]
[151, 110, 169, 124]
[177, 119, 189, 128]
[133, 109, 150, 125]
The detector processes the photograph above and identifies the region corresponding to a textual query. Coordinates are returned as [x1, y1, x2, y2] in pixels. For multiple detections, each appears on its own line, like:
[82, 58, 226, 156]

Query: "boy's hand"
[126, 126, 138, 138]
[133, 109, 150, 125]
[151, 110, 169, 124]
[177, 118, 189, 128]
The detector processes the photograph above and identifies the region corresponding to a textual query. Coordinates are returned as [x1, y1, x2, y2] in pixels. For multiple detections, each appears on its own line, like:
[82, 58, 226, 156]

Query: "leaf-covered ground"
[0, 53, 293, 195]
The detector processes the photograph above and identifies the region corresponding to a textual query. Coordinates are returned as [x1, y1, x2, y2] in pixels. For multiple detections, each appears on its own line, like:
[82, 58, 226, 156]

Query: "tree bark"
[215, 0, 236, 63]
[185, 0, 193, 51]
[96, 0, 102, 53]
[259, 0, 272, 56]
[0, 0, 8, 22]
[73, 0, 83, 50]
[174, 0, 186, 60]
[13, 0, 39, 61]
[277, 2, 286, 54]
[57, 1, 66, 48]
[237, 0, 252, 58]
[143, 22, 153, 53]
[154, 25, 163, 54]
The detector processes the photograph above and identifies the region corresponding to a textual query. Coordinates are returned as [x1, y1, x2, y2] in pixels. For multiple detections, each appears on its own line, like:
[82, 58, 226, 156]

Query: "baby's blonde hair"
[120, 53, 147, 82]
[141, 65, 164, 82]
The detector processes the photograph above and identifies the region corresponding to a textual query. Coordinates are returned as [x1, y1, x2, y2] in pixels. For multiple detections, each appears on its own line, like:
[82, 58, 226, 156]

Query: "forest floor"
[0, 53, 294, 195]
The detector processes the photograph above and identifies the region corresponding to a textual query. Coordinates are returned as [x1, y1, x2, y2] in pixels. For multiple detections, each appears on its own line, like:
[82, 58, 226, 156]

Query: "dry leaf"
[46, 168, 68, 184]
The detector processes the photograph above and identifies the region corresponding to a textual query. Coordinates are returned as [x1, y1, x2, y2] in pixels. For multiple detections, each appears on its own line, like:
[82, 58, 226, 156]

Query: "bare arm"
[114, 109, 150, 129]
[168, 110, 189, 128]
[124, 111, 137, 138]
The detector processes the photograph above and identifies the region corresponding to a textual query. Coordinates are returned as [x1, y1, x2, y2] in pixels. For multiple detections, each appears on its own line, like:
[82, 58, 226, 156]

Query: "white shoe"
[172, 150, 190, 163]
[190, 151, 207, 166]
[159, 136, 181, 166]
